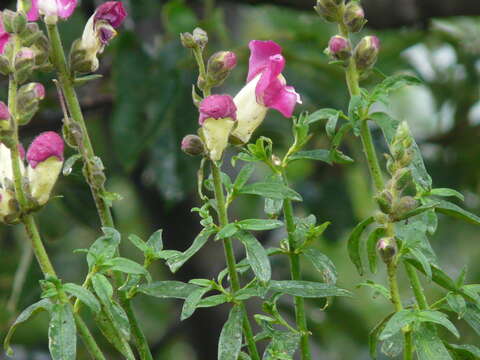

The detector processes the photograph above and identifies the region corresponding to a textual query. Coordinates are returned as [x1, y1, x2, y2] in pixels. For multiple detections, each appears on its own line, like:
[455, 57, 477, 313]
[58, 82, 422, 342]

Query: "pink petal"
[247, 40, 282, 82]
[57, 0, 78, 19]
[199, 94, 237, 125]
[0, 19, 11, 54]
[27, 0, 40, 21]
[94, 1, 127, 28]
[27, 131, 64, 168]
[255, 54, 300, 118]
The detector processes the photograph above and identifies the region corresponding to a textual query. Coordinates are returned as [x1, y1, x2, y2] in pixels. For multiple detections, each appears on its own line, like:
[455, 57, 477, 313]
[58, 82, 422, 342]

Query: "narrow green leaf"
[435, 200, 480, 226]
[263, 331, 301, 359]
[236, 219, 284, 231]
[240, 182, 302, 201]
[216, 223, 239, 240]
[379, 309, 416, 340]
[74, 74, 103, 87]
[408, 248, 432, 280]
[111, 301, 131, 340]
[95, 307, 135, 359]
[64, 283, 101, 314]
[307, 108, 341, 125]
[48, 303, 76, 360]
[416, 310, 460, 338]
[326, 114, 339, 138]
[197, 294, 229, 308]
[181, 287, 210, 321]
[128, 234, 148, 252]
[234, 163, 255, 190]
[394, 203, 439, 221]
[218, 306, 244, 360]
[91, 273, 113, 305]
[303, 248, 337, 284]
[107, 257, 147, 275]
[369, 313, 394, 359]
[138, 281, 200, 299]
[464, 304, 480, 336]
[445, 343, 480, 359]
[429, 188, 464, 201]
[289, 150, 331, 164]
[366, 227, 385, 274]
[87, 227, 121, 269]
[269, 280, 351, 298]
[237, 232, 271, 283]
[167, 227, 215, 273]
[146, 229, 163, 253]
[4, 299, 52, 356]
[357, 281, 391, 301]
[347, 216, 374, 276]
[414, 323, 453, 360]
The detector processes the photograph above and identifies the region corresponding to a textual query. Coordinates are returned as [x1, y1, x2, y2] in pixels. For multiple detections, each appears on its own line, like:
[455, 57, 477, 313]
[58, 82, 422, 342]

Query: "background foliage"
[1, 0, 479, 358]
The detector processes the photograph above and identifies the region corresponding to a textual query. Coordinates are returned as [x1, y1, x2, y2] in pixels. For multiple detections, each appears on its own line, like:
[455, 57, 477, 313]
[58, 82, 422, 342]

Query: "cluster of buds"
[375, 122, 418, 221]
[0, 131, 64, 223]
[319, 0, 379, 74]
[70, 1, 127, 73]
[181, 33, 301, 162]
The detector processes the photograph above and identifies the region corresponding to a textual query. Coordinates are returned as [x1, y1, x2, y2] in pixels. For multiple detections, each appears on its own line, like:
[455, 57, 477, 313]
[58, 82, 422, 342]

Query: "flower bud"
[343, 2, 366, 33]
[375, 189, 393, 214]
[17, 82, 45, 125]
[327, 35, 350, 61]
[181, 134, 204, 156]
[393, 196, 418, 218]
[206, 51, 237, 87]
[0, 190, 17, 223]
[314, 0, 343, 22]
[0, 16, 12, 56]
[180, 32, 195, 49]
[0, 101, 10, 132]
[354, 35, 380, 72]
[192, 27, 208, 50]
[0, 55, 9, 75]
[377, 237, 397, 264]
[199, 94, 237, 161]
[14, 47, 35, 84]
[26, 131, 64, 206]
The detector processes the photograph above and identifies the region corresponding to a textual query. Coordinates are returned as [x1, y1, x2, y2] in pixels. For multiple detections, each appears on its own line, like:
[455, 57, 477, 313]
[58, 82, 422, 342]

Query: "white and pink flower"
[232, 40, 301, 143]
[27, 0, 78, 22]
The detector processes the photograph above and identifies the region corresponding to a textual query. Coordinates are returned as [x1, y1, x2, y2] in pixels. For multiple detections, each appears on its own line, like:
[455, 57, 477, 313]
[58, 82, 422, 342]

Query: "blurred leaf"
[218, 306, 244, 360]
[369, 313, 394, 359]
[268, 280, 351, 298]
[233, 163, 255, 191]
[263, 331, 301, 359]
[303, 248, 337, 284]
[236, 219, 284, 231]
[162, 0, 198, 35]
[240, 182, 302, 201]
[445, 343, 480, 360]
[347, 216, 374, 276]
[428, 188, 464, 202]
[138, 281, 199, 299]
[48, 303, 76, 360]
[414, 324, 453, 360]
[435, 200, 480, 226]
[289, 150, 331, 164]
[146, 229, 164, 253]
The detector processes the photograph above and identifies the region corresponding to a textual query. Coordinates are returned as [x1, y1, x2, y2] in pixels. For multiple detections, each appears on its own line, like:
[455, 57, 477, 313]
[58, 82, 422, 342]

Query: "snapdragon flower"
[232, 40, 301, 144]
[27, 0, 78, 22]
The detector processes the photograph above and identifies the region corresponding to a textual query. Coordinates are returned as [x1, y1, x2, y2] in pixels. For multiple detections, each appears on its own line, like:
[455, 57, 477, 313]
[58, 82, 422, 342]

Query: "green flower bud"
[0, 55, 10, 75]
[180, 32, 196, 49]
[375, 189, 393, 214]
[314, 0, 343, 22]
[181, 135, 205, 156]
[393, 196, 418, 218]
[14, 47, 35, 84]
[2, 10, 27, 34]
[206, 51, 237, 87]
[343, 2, 366, 33]
[354, 35, 380, 72]
[192, 27, 208, 50]
[377, 237, 397, 264]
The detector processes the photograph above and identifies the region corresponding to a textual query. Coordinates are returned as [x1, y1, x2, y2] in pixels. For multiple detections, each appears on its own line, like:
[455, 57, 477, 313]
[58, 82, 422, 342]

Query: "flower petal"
[57, 0, 78, 19]
[247, 40, 282, 82]
[27, 0, 40, 21]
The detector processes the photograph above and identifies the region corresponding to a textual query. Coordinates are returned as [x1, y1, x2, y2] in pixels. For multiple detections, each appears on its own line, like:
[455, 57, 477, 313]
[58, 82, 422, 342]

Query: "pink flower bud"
[34, 83, 45, 99]
[343, 2, 366, 33]
[0, 101, 10, 121]
[94, 1, 127, 28]
[16, 47, 35, 60]
[181, 135, 204, 156]
[206, 51, 237, 87]
[0, 18, 12, 54]
[354, 35, 381, 71]
[198, 94, 237, 125]
[328, 35, 350, 60]
[26, 131, 64, 168]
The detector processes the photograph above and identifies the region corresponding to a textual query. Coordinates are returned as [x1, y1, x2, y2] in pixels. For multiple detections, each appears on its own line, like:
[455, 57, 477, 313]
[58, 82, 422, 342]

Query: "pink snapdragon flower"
[232, 40, 301, 143]
[26, 131, 64, 206]
[27, 0, 78, 22]
[0, 18, 11, 54]
[198, 95, 237, 161]
[94, 1, 127, 29]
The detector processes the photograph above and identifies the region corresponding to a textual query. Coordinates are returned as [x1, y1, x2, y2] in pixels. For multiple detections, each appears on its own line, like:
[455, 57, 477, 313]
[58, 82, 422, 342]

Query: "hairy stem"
[405, 262, 428, 310]
[281, 170, 311, 360]
[211, 162, 260, 360]
[46, 23, 153, 359]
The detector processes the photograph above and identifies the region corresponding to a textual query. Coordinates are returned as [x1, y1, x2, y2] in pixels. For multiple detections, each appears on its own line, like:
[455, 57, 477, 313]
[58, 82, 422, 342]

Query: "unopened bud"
[354, 35, 380, 71]
[192, 28, 208, 50]
[393, 196, 418, 218]
[377, 237, 397, 264]
[343, 2, 366, 33]
[19, 23, 42, 47]
[375, 190, 393, 214]
[180, 32, 195, 49]
[181, 135, 204, 156]
[14, 47, 35, 83]
[17, 82, 45, 125]
[398, 148, 413, 168]
[394, 167, 412, 190]
[0, 101, 10, 131]
[0, 55, 10, 75]
[206, 51, 237, 87]
[327, 35, 350, 61]
[314, 0, 343, 22]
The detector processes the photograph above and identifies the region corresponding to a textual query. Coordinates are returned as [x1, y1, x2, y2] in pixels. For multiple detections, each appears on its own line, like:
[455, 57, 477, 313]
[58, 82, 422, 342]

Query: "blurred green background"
[1, 0, 479, 359]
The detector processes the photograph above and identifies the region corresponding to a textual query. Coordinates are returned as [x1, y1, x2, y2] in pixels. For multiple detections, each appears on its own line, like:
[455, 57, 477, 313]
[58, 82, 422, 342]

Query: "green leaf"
[435, 200, 480, 226]
[357, 281, 391, 301]
[240, 182, 302, 201]
[326, 113, 339, 138]
[366, 227, 385, 274]
[347, 216, 374, 276]
[369, 313, 394, 359]
[408, 247, 432, 280]
[428, 188, 464, 201]
[91, 273, 113, 304]
[380, 309, 416, 340]
[64, 283, 101, 314]
[233, 163, 255, 190]
[181, 287, 210, 321]
[106, 257, 147, 275]
[138, 281, 200, 299]
[111, 301, 131, 340]
[216, 223, 239, 240]
[237, 219, 284, 231]
[289, 150, 331, 164]
[128, 234, 148, 252]
[414, 323, 453, 360]
[464, 304, 480, 336]
[307, 108, 341, 125]
[48, 303, 76, 360]
[394, 203, 439, 222]
[415, 310, 459, 338]
[371, 74, 422, 103]
[237, 232, 271, 284]
[146, 229, 164, 253]
[446, 293, 467, 319]
[197, 294, 229, 308]
[263, 331, 301, 360]
[264, 174, 284, 217]
[218, 306, 244, 360]
[303, 248, 337, 284]
[62, 154, 82, 176]
[95, 307, 135, 359]
[87, 227, 121, 269]
[73, 74, 103, 87]
[445, 343, 480, 360]
[4, 299, 52, 356]
[268, 280, 351, 298]
[167, 227, 215, 273]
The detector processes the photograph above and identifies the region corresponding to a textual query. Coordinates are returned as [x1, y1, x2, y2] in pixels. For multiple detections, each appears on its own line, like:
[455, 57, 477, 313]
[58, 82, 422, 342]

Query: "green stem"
[46, 23, 154, 359]
[211, 162, 260, 360]
[74, 314, 108, 360]
[281, 170, 311, 360]
[386, 261, 402, 312]
[405, 262, 428, 310]
[403, 330, 413, 360]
